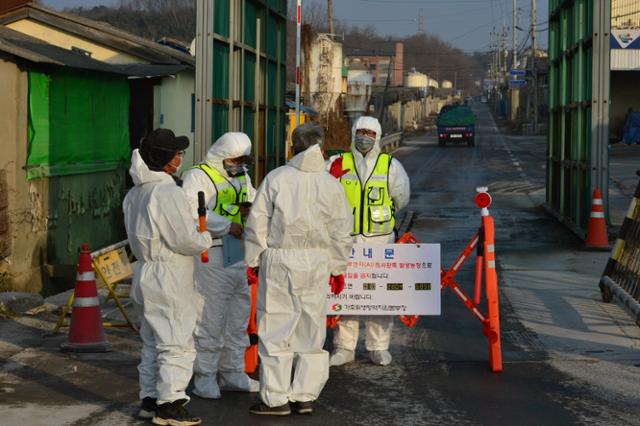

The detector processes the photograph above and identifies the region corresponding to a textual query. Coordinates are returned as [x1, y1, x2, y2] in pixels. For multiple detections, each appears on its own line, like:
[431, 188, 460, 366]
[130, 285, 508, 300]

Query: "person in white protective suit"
[123, 129, 212, 426]
[328, 116, 411, 367]
[244, 123, 353, 416]
[181, 132, 260, 399]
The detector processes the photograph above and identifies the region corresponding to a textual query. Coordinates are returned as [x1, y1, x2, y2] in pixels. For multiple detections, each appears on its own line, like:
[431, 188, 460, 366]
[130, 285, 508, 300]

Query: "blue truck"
[437, 105, 476, 147]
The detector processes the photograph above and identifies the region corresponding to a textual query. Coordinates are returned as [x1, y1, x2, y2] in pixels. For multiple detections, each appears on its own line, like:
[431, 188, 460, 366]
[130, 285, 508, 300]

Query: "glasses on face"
[356, 129, 377, 138]
[227, 155, 251, 166]
[176, 150, 186, 157]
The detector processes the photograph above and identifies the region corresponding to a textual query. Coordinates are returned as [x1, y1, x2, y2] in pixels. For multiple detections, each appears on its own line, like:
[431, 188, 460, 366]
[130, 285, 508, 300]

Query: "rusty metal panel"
[0, 170, 10, 259]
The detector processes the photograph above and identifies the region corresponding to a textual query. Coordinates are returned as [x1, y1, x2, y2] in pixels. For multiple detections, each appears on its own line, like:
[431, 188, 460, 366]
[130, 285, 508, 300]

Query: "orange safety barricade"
[395, 187, 503, 373]
[438, 187, 503, 373]
[245, 268, 259, 375]
[326, 188, 503, 373]
[326, 315, 342, 329]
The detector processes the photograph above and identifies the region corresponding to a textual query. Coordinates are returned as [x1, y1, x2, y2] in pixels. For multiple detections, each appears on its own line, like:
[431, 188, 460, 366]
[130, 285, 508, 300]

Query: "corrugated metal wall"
[46, 170, 127, 269]
[612, 0, 640, 28]
[611, 48, 640, 70]
[547, 0, 610, 235]
[195, 0, 287, 183]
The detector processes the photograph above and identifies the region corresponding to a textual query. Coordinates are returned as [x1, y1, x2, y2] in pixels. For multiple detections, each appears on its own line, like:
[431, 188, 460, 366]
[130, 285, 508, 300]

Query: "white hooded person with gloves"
[244, 123, 353, 416]
[123, 129, 212, 426]
[328, 116, 411, 367]
[181, 132, 259, 399]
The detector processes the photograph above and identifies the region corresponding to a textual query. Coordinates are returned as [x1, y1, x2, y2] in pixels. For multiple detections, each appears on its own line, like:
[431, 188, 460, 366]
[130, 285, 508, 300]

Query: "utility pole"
[493, 27, 500, 91]
[295, 0, 302, 126]
[496, 32, 502, 82]
[531, 0, 538, 133]
[327, 0, 334, 35]
[512, 0, 517, 69]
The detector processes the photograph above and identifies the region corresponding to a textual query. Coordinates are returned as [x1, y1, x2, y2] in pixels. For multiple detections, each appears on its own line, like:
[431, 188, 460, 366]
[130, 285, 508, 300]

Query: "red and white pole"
[295, 0, 302, 127]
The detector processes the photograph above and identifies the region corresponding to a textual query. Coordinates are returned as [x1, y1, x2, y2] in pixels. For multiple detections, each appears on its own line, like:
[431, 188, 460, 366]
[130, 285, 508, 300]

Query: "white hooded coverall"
[245, 144, 353, 407]
[123, 149, 213, 404]
[181, 133, 257, 397]
[329, 116, 411, 353]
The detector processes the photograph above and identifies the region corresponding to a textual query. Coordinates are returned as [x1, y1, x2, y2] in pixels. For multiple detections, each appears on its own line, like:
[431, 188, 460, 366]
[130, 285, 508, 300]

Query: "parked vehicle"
[437, 105, 476, 147]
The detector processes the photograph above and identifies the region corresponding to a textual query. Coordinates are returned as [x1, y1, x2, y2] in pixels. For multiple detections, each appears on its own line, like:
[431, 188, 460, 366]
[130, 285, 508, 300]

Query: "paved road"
[2, 103, 639, 425]
[184, 103, 639, 425]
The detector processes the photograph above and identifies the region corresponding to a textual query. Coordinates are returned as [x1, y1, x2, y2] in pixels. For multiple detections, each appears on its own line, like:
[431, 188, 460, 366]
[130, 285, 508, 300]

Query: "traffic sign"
[511, 69, 527, 76]
[509, 79, 526, 87]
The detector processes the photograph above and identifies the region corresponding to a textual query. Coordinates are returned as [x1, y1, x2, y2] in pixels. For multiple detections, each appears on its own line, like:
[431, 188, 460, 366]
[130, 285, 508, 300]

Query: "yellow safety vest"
[339, 152, 395, 237]
[193, 164, 248, 225]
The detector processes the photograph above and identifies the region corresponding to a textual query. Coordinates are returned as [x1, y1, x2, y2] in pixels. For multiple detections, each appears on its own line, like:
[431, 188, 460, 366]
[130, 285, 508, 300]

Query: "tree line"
[68, 0, 489, 94]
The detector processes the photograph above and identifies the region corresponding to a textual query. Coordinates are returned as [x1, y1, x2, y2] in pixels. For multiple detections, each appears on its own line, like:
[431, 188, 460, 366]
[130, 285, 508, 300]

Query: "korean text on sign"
[327, 243, 441, 316]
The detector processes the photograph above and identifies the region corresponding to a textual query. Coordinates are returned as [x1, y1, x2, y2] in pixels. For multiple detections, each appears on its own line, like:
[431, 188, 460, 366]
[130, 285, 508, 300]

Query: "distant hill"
[69, 1, 488, 94]
[67, 1, 196, 44]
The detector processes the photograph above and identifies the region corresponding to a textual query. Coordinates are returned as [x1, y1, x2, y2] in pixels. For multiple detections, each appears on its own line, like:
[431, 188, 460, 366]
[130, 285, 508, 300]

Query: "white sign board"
[327, 243, 441, 316]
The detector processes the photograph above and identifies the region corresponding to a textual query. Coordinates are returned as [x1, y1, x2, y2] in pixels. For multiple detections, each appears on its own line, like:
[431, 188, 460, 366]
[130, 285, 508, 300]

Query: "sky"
[42, 0, 549, 53]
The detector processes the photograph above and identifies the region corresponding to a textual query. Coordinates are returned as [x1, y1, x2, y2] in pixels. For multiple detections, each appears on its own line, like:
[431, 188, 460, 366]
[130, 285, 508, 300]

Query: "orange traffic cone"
[61, 244, 112, 352]
[585, 188, 610, 250]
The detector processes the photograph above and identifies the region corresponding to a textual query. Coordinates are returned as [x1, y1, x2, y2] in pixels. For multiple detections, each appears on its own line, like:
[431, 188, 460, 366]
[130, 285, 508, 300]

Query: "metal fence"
[195, 0, 287, 183]
[547, 0, 611, 236]
[600, 171, 640, 325]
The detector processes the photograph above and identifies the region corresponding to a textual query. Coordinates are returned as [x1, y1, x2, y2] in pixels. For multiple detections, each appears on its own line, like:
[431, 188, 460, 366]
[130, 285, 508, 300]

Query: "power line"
[354, 0, 498, 3]
[417, 8, 425, 33]
[337, 5, 497, 24]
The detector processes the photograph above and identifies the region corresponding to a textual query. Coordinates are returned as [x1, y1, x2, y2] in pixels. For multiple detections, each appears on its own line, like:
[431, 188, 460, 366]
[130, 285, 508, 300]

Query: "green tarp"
[27, 70, 130, 179]
[437, 106, 475, 127]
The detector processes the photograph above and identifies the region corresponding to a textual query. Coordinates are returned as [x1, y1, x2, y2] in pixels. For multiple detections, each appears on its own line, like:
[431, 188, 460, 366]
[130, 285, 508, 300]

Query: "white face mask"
[224, 163, 248, 177]
[355, 134, 375, 153]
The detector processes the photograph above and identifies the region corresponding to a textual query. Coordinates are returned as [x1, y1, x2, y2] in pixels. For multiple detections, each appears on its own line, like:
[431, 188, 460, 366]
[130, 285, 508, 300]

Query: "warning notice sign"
[326, 243, 441, 316]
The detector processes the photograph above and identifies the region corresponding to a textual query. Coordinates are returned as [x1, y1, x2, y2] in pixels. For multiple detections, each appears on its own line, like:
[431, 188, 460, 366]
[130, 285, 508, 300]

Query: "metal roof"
[0, 3, 194, 66]
[0, 25, 188, 77]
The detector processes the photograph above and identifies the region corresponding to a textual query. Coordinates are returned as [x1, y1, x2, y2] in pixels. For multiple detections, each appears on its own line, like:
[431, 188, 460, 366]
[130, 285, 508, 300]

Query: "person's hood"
[129, 149, 175, 186]
[351, 115, 382, 159]
[204, 132, 252, 178]
[288, 144, 326, 172]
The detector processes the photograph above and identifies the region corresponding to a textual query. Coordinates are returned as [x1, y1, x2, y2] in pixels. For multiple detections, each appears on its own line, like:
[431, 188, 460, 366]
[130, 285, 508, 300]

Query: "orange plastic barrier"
[438, 188, 503, 373]
[326, 315, 342, 329]
[245, 269, 259, 375]
[326, 189, 503, 373]
[394, 188, 503, 372]
[197, 191, 209, 263]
